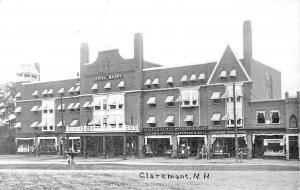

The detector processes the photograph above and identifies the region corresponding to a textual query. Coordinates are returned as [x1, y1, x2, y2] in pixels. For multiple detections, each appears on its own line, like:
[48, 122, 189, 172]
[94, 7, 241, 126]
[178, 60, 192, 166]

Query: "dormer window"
[104, 82, 111, 89]
[219, 71, 227, 79]
[32, 90, 38, 98]
[118, 81, 125, 91]
[91, 84, 98, 93]
[144, 79, 151, 89]
[147, 97, 156, 108]
[189, 74, 196, 85]
[58, 88, 64, 96]
[68, 87, 75, 95]
[42, 89, 48, 97]
[166, 76, 173, 87]
[181, 75, 188, 85]
[198, 73, 205, 82]
[152, 78, 159, 88]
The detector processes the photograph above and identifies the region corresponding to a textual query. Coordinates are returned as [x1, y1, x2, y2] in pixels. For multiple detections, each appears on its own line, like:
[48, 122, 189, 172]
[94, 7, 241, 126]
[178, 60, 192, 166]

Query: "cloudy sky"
[0, 0, 299, 96]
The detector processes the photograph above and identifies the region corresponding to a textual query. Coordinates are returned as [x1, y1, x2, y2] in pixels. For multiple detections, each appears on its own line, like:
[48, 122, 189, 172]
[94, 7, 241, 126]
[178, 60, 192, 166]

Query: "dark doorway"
[289, 136, 299, 159]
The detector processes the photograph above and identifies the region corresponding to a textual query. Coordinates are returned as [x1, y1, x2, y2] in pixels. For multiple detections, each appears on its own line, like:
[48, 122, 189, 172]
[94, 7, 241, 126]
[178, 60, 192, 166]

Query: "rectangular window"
[237, 119, 243, 125]
[256, 111, 265, 124]
[167, 102, 174, 107]
[237, 96, 242, 102]
[130, 116, 133, 125]
[213, 99, 220, 104]
[103, 118, 107, 126]
[118, 104, 123, 109]
[95, 106, 101, 110]
[49, 109, 53, 113]
[85, 107, 91, 112]
[271, 111, 280, 124]
[145, 85, 151, 90]
[49, 126, 53, 130]
[43, 110, 47, 114]
[213, 121, 221, 126]
[149, 104, 156, 108]
[168, 83, 173, 88]
[43, 126, 47, 130]
[167, 123, 174, 127]
[103, 99, 107, 110]
[186, 121, 193, 126]
[110, 105, 116, 109]
[149, 123, 156, 127]
[76, 108, 80, 113]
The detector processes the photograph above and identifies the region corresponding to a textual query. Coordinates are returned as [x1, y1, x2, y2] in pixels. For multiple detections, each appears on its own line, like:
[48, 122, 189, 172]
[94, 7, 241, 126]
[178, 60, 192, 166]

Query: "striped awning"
[67, 103, 75, 110]
[89, 118, 101, 125]
[16, 92, 21, 98]
[14, 122, 21, 129]
[30, 105, 39, 112]
[166, 76, 173, 84]
[30, 121, 39, 128]
[211, 113, 221, 121]
[89, 99, 101, 107]
[91, 84, 98, 90]
[104, 82, 111, 89]
[147, 117, 156, 124]
[58, 88, 64, 94]
[57, 104, 65, 110]
[70, 120, 78, 127]
[56, 120, 65, 127]
[68, 87, 75, 93]
[165, 116, 175, 123]
[47, 89, 53, 95]
[152, 78, 159, 85]
[38, 121, 47, 127]
[189, 74, 197, 81]
[38, 104, 47, 111]
[14, 107, 21, 113]
[75, 86, 80, 92]
[32, 90, 38, 97]
[73, 103, 80, 109]
[165, 96, 174, 103]
[83, 101, 91, 108]
[180, 75, 188, 82]
[42, 89, 48, 95]
[118, 81, 125, 88]
[219, 71, 227, 78]
[146, 97, 156, 104]
[144, 79, 151, 86]
[175, 96, 182, 102]
[198, 73, 205, 80]
[184, 115, 194, 122]
[211, 92, 221, 100]
[229, 69, 236, 78]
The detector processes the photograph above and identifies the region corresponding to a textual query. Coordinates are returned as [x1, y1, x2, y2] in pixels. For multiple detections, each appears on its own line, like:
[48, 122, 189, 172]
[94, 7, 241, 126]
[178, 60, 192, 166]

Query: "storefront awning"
[152, 78, 159, 85]
[30, 121, 39, 128]
[144, 79, 151, 86]
[68, 87, 75, 93]
[38, 121, 47, 127]
[67, 103, 75, 110]
[184, 115, 194, 122]
[91, 84, 98, 90]
[89, 118, 101, 125]
[189, 74, 197, 81]
[14, 122, 21, 129]
[180, 75, 188, 82]
[83, 101, 91, 108]
[166, 76, 173, 84]
[58, 88, 64, 94]
[30, 105, 39, 112]
[14, 107, 21, 113]
[42, 89, 48, 95]
[47, 89, 53, 95]
[211, 92, 220, 100]
[73, 103, 80, 109]
[147, 117, 156, 124]
[211, 113, 221, 121]
[164, 96, 174, 103]
[146, 97, 156, 104]
[70, 120, 78, 127]
[104, 82, 111, 89]
[117, 81, 125, 88]
[165, 116, 175, 123]
[198, 73, 205, 80]
[32, 90, 38, 97]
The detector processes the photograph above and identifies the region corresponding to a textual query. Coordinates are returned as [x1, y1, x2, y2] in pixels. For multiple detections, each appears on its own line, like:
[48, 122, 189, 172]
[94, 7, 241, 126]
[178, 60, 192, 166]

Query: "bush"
[0, 135, 17, 154]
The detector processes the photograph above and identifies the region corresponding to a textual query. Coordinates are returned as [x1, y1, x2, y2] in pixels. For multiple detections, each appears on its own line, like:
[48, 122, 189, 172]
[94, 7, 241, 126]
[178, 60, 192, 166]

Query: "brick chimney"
[134, 33, 144, 69]
[243, 20, 252, 77]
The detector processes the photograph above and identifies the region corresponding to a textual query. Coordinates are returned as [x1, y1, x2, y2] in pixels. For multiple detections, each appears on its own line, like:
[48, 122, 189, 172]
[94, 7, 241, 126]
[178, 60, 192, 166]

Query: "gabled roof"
[207, 45, 251, 85]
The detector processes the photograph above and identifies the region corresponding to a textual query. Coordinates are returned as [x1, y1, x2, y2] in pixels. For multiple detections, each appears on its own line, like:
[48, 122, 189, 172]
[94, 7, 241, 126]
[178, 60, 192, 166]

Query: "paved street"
[0, 155, 299, 189]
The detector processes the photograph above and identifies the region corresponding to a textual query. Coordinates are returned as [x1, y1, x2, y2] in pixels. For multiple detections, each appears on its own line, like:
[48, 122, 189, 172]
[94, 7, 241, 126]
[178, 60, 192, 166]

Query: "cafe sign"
[95, 73, 123, 81]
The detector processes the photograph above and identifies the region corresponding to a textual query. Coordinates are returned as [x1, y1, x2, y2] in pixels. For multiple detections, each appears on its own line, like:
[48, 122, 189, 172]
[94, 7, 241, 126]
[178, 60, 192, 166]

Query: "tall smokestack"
[243, 20, 252, 76]
[80, 42, 89, 65]
[134, 33, 143, 69]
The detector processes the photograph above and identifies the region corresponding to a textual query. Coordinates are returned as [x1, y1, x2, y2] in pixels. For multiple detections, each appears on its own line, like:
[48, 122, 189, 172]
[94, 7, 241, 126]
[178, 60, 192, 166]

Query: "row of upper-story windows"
[146, 115, 194, 127]
[91, 81, 125, 93]
[144, 74, 206, 90]
[15, 86, 80, 100]
[256, 111, 281, 124]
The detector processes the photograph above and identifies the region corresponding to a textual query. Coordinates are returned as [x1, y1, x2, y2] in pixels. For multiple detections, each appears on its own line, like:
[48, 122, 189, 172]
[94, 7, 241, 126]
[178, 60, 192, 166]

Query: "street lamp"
[59, 90, 65, 156]
[229, 69, 238, 163]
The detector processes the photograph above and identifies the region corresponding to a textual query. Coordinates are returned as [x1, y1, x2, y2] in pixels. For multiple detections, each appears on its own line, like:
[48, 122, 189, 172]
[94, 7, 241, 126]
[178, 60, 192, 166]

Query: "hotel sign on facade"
[95, 73, 123, 81]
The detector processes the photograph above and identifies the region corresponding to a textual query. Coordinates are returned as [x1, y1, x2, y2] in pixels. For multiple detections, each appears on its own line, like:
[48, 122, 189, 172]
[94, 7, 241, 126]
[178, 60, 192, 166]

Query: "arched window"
[289, 115, 297, 128]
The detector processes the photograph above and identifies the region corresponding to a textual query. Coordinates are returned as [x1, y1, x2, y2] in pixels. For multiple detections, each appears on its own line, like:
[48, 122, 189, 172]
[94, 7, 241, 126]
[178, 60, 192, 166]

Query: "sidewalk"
[0, 154, 299, 167]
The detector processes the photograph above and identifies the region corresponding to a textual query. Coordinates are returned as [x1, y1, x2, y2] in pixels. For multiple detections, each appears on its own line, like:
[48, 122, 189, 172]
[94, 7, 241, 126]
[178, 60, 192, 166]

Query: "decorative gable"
[207, 45, 251, 85]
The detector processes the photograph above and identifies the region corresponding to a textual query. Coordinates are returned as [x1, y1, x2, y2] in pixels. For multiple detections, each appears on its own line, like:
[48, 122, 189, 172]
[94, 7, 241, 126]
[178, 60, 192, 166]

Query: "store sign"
[263, 139, 284, 146]
[66, 125, 139, 133]
[143, 126, 208, 132]
[95, 74, 123, 81]
[144, 131, 206, 136]
[210, 130, 246, 135]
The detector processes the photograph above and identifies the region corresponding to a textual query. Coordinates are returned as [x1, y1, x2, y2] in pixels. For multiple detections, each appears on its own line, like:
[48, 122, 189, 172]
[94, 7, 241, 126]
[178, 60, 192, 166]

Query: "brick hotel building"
[13, 21, 299, 160]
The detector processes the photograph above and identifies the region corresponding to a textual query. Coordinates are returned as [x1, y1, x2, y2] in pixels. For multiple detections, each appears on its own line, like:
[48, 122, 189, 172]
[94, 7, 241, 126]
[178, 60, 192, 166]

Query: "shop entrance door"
[289, 136, 299, 159]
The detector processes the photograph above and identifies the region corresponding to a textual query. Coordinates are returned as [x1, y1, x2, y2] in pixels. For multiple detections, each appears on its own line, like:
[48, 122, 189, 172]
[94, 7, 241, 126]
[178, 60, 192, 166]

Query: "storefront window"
[263, 139, 285, 156]
[17, 139, 34, 153]
[39, 139, 57, 154]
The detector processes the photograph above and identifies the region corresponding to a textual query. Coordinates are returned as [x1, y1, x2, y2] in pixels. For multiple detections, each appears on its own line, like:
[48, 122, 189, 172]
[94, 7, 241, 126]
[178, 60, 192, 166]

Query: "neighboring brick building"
[14, 21, 299, 160]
